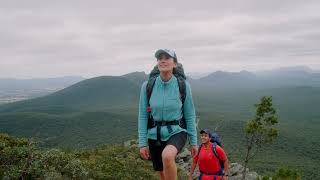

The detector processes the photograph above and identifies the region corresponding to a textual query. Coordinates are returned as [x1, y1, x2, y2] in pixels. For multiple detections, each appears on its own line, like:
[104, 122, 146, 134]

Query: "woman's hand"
[188, 173, 193, 180]
[139, 146, 150, 160]
[190, 145, 198, 157]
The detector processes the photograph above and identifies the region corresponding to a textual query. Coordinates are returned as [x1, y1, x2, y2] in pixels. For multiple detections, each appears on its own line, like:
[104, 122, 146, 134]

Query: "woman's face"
[200, 133, 211, 144]
[157, 53, 177, 73]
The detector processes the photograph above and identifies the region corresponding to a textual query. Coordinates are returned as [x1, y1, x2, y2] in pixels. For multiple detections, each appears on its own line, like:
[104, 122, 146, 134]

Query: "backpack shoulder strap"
[197, 144, 202, 157]
[212, 143, 225, 175]
[146, 76, 157, 104]
[146, 77, 157, 129]
[176, 76, 187, 129]
[211, 143, 220, 160]
[176, 76, 186, 104]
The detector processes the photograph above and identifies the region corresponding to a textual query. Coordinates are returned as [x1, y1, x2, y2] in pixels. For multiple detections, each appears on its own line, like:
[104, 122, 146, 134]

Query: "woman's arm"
[223, 156, 229, 180]
[183, 81, 197, 146]
[217, 146, 229, 179]
[138, 82, 148, 148]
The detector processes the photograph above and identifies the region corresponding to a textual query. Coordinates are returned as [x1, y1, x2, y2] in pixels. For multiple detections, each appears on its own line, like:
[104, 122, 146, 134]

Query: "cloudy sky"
[1, 0, 320, 78]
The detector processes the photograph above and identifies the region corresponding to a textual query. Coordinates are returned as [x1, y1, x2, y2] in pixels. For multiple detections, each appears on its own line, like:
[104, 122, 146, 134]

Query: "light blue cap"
[154, 48, 177, 60]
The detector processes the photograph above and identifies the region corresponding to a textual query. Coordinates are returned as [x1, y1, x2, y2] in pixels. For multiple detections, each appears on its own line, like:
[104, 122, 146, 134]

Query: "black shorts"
[148, 131, 187, 171]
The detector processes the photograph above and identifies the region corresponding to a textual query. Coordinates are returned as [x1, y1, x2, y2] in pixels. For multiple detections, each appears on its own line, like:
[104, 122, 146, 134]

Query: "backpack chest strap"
[153, 120, 180, 126]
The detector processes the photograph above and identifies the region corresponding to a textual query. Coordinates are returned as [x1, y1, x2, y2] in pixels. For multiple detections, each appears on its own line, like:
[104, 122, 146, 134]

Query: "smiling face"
[200, 132, 211, 144]
[157, 53, 177, 73]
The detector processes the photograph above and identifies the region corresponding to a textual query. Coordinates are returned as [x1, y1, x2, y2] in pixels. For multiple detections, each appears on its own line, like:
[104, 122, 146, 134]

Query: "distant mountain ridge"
[0, 76, 85, 91]
[199, 70, 256, 82]
[190, 66, 320, 90]
[0, 75, 140, 113]
[1, 66, 320, 129]
[0, 76, 86, 104]
[1, 66, 320, 111]
[1, 66, 318, 91]
[122, 71, 148, 86]
[257, 66, 314, 75]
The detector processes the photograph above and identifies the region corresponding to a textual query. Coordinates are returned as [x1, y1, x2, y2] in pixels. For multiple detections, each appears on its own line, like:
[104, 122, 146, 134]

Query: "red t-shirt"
[193, 143, 226, 180]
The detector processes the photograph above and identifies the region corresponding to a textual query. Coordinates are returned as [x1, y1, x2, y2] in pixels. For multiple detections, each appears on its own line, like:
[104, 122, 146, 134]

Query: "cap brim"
[200, 130, 207, 134]
[155, 49, 171, 59]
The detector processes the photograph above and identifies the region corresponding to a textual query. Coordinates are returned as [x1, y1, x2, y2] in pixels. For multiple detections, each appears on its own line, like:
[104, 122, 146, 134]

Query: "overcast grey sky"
[1, 0, 320, 78]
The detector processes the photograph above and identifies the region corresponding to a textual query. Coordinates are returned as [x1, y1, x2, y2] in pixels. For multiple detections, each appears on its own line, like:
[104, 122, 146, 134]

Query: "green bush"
[0, 133, 88, 179]
[0, 133, 159, 179]
[260, 166, 301, 180]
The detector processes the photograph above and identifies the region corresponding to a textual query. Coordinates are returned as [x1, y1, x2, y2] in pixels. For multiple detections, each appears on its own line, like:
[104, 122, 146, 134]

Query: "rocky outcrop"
[227, 163, 259, 180]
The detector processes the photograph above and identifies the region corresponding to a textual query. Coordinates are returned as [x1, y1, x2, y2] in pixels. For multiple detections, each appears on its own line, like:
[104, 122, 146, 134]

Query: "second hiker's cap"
[200, 129, 212, 137]
[155, 48, 177, 60]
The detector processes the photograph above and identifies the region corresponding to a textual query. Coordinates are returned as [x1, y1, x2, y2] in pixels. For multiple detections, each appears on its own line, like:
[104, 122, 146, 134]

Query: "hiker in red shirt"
[189, 129, 229, 180]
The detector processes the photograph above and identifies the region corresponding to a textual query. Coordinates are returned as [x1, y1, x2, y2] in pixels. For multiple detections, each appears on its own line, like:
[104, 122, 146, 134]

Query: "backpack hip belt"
[153, 119, 182, 146]
[199, 170, 223, 176]
[199, 171, 223, 180]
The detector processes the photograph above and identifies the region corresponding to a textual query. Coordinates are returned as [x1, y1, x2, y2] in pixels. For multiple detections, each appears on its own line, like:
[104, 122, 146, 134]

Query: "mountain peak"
[278, 66, 312, 72]
[121, 71, 147, 86]
[122, 71, 146, 77]
[207, 71, 230, 77]
[201, 70, 255, 80]
[257, 66, 313, 77]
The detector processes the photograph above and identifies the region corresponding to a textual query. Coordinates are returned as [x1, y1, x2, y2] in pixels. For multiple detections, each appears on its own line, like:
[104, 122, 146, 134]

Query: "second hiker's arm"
[138, 82, 148, 148]
[189, 155, 198, 179]
[223, 156, 229, 179]
[218, 146, 229, 179]
[190, 159, 197, 175]
[183, 81, 197, 146]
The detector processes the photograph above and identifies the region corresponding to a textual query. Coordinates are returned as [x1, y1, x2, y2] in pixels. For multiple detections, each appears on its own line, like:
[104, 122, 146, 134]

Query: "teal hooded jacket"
[138, 75, 197, 148]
